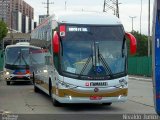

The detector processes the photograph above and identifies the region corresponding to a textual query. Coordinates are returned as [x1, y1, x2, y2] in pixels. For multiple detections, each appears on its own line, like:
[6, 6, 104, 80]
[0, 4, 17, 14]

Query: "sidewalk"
[129, 75, 152, 82]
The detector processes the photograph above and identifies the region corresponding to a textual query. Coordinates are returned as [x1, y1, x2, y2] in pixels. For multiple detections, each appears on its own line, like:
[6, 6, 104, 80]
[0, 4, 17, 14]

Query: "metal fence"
[128, 56, 152, 77]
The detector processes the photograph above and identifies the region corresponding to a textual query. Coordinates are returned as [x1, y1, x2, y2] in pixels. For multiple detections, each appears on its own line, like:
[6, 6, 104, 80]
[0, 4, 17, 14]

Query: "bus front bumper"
[52, 94, 127, 104]
[5, 74, 31, 81]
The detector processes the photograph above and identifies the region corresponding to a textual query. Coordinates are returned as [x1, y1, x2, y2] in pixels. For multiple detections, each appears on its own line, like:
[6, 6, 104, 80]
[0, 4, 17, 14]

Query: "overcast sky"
[25, 0, 154, 35]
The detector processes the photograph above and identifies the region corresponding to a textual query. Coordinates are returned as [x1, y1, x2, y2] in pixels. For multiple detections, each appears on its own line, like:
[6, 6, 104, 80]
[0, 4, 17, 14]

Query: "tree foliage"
[127, 31, 148, 57]
[0, 20, 8, 42]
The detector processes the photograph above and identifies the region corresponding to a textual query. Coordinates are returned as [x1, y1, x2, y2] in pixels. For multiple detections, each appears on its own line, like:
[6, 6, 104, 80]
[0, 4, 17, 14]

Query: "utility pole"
[103, 0, 121, 18]
[42, 0, 54, 17]
[65, 1, 67, 11]
[148, 0, 151, 56]
[115, 0, 121, 18]
[129, 16, 136, 32]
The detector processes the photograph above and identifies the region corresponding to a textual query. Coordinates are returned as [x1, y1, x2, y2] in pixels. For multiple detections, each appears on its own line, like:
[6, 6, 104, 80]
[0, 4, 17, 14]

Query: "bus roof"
[6, 42, 40, 49]
[32, 11, 123, 33]
[52, 11, 122, 25]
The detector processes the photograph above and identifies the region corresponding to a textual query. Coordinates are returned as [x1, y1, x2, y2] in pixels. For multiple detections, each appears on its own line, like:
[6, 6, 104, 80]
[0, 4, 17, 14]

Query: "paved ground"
[0, 76, 155, 113]
[0, 76, 158, 120]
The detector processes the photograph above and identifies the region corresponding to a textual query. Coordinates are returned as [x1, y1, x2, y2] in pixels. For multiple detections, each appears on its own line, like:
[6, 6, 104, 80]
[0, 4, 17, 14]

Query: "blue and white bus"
[3, 42, 40, 85]
[31, 12, 137, 106]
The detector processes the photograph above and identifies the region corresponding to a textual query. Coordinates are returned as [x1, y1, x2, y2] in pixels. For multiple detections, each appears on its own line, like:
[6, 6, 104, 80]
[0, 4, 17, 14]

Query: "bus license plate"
[90, 96, 102, 100]
[17, 76, 23, 78]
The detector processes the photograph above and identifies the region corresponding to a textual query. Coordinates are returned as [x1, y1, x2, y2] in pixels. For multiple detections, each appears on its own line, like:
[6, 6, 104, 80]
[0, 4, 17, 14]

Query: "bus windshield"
[5, 47, 30, 69]
[61, 25, 126, 79]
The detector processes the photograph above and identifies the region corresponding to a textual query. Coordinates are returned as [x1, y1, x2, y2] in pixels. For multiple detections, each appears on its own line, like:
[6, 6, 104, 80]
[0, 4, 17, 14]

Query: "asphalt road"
[0, 77, 158, 120]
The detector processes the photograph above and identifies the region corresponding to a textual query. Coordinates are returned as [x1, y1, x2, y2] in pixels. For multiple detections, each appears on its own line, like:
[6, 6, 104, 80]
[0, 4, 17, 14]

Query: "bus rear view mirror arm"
[125, 32, 137, 55]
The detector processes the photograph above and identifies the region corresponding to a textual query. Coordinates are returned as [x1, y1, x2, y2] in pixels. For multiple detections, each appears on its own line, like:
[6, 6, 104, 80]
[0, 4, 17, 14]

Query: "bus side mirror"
[52, 31, 60, 54]
[125, 32, 137, 55]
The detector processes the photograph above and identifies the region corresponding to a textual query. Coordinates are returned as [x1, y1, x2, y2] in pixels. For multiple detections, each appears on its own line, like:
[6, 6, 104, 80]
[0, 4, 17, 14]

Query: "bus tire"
[32, 72, 35, 84]
[6, 81, 10, 85]
[34, 84, 40, 93]
[52, 97, 60, 107]
[102, 102, 112, 106]
[33, 73, 40, 92]
[49, 79, 52, 97]
[34, 80, 40, 92]
[49, 78, 60, 107]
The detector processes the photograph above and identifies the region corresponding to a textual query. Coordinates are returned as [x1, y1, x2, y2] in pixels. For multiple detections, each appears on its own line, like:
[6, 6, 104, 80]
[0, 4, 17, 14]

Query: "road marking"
[128, 99, 154, 108]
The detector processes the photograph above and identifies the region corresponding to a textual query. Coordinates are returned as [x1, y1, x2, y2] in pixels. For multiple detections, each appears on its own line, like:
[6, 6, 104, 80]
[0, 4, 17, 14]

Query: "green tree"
[127, 31, 148, 56]
[0, 20, 8, 42]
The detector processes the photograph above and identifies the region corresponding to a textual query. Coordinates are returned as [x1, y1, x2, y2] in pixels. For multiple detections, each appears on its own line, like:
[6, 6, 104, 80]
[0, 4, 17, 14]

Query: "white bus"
[31, 12, 137, 106]
[3, 42, 40, 85]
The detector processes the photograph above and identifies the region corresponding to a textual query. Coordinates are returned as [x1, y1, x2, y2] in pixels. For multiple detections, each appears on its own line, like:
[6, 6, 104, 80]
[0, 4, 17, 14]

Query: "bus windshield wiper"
[97, 45, 113, 78]
[12, 49, 28, 66]
[78, 55, 92, 78]
[78, 44, 94, 78]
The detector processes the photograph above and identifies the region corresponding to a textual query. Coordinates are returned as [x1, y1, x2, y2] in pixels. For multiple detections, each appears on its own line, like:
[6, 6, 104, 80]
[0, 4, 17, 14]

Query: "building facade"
[0, 0, 34, 33]
[39, 15, 48, 24]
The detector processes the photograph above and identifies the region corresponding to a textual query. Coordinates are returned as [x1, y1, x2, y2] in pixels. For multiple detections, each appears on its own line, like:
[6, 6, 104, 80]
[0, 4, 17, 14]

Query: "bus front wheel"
[102, 102, 112, 106]
[6, 81, 10, 85]
[33, 73, 40, 92]
[34, 84, 40, 92]
[51, 97, 61, 107]
[49, 79, 61, 107]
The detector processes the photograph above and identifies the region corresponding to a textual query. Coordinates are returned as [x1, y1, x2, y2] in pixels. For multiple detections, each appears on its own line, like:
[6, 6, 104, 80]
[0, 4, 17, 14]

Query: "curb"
[129, 76, 152, 82]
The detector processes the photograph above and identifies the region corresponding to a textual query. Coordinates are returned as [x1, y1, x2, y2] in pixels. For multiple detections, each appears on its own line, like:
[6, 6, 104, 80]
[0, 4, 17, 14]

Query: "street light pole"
[129, 16, 136, 32]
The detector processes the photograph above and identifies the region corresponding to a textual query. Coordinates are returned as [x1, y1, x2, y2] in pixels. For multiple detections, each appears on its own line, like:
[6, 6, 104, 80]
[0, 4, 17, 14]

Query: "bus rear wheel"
[6, 81, 10, 85]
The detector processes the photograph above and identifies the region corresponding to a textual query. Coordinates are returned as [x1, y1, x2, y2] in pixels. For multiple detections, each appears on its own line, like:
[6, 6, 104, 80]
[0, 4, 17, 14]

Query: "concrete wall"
[18, 12, 22, 32]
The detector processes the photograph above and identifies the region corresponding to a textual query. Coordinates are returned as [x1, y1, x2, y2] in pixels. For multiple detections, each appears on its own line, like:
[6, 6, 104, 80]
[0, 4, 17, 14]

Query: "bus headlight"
[6, 72, 10, 75]
[119, 79, 127, 87]
[58, 80, 77, 88]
